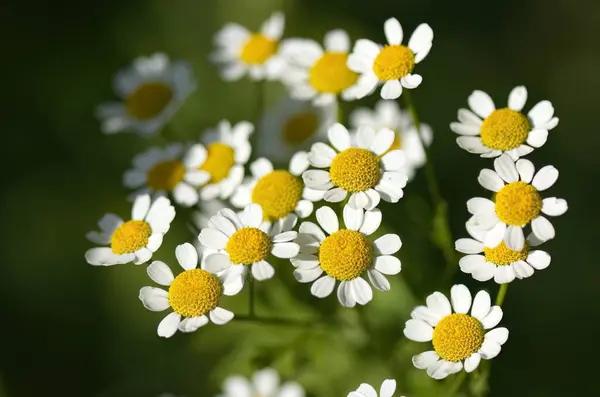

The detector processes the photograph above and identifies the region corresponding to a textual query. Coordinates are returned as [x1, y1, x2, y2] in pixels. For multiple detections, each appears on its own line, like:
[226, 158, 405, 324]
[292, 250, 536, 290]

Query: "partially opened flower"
[280, 29, 359, 106]
[212, 12, 285, 81]
[348, 379, 402, 397]
[347, 18, 433, 100]
[404, 285, 509, 379]
[199, 204, 300, 293]
[85, 195, 175, 266]
[469, 154, 568, 251]
[217, 368, 304, 397]
[293, 206, 402, 307]
[451, 86, 559, 159]
[139, 243, 238, 338]
[96, 53, 195, 137]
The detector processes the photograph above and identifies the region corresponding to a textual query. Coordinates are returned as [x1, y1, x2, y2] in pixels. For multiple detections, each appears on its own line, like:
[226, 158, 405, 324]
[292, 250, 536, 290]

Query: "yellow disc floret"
[484, 241, 529, 266]
[146, 160, 186, 191]
[495, 181, 542, 226]
[329, 148, 380, 192]
[372, 45, 415, 81]
[319, 229, 372, 280]
[125, 82, 173, 119]
[432, 313, 484, 362]
[309, 52, 358, 93]
[480, 108, 531, 151]
[199, 143, 235, 184]
[111, 220, 152, 254]
[283, 112, 318, 145]
[225, 227, 271, 265]
[239, 34, 278, 64]
[252, 170, 303, 221]
[168, 269, 222, 318]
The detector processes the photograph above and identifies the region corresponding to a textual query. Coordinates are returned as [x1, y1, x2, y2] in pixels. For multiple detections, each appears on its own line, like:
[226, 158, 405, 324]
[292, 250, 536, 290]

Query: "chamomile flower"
[347, 18, 433, 100]
[198, 120, 253, 201]
[199, 204, 300, 293]
[303, 123, 407, 210]
[280, 29, 359, 106]
[231, 153, 323, 224]
[139, 243, 238, 338]
[404, 285, 509, 379]
[469, 154, 568, 251]
[350, 100, 433, 180]
[293, 206, 402, 307]
[124, 143, 212, 207]
[451, 86, 559, 159]
[96, 53, 195, 137]
[456, 225, 551, 284]
[217, 368, 304, 397]
[212, 12, 285, 81]
[257, 97, 336, 164]
[85, 195, 175, 266]
[348, 379, 402, 397]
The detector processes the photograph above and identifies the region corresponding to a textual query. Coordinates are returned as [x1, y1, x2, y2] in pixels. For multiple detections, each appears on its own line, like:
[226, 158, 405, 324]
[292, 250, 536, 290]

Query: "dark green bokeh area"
[2, 0, 598, 396]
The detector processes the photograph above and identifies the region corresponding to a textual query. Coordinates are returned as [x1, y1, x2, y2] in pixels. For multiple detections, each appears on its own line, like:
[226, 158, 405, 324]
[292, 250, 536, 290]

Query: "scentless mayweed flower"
[280, 29, 359, 106]
[404, 285, 509, 379]
[349, 100, 433, 181]
[451, 86, 559, 159]
[139, 243, 238, 338]
[303, 123, 407, 210]
[85, 195, 175, 266]
[231, 152, 323, 223]
[347, 18, 433, 100]
[200, 204, 300, 292]
[347, 379, 403, 397]
[217, 368, 305, 397]
[469, 153, 568, 251]
[293, 205, 402, 307]
[96, 53, 196, 137]
[212, 12, 285, 81]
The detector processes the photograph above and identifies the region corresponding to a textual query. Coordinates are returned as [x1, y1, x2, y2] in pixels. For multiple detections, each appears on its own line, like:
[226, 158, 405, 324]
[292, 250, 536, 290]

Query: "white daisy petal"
[426, 291, 452, 318]
[384, 18, 403, 45]
[370, 128, 395, 155]
[209, 307, 235, 325]
[450, 122, 481, 136]
[302, 170, 331, 188]
[508, 86, 527, 111]
[316, 206, 339, 235]
[98, 213, 123, 234]
[400, 74, 422, 89]
[173, 183, 199, 207]
[272, 242, 299, 259]
[479, 340, 502, 359]
[133, 248, 152, 265]
[403, 319, 434, 342]
[542, 197, 568, 216]
[459, 254, 486, 272]
[299, 221, 326, 242]
[356, 383, 377, 397]
[139, 286, 170, 311]
[527, 250, 551, 270]
[178, 315, 209, 332]
[381, 80, 403, 100]
[468, 90, 496, 119]
[367, 269, 391, 291]
[199, 228, 228, 250]
[516, 159, 535, 183]
[483, 222, 506, 248]
[526, 128, 548, 148]
[513, 260, 534, 279]
[359, 209, 382, 235]
[412, 351, 440, 369]
[147, 261, 174, 286]
[157, 312, 181, 338]
[532, 165, 558, 191]
[531, 216, 555, 242]
[457, 136, 490, 154]
[467, 197, 495, 215]
[328, 123, 351, 152]
[132, 195, 151, 220]
[494, 265, 515, 284]
[471, 290, 492, 322]
[478, 169, 505, 192]
[494, 154, 519, 183]
[485, 327, 509, 345]
[241, 203, 263, 228]
[337, 281, 356, 307]
[324, 29, 350, 52]
[310, 275, 336, 298]
[408, 23, 434, 54]
[373, 255, 401, 275]
[343, 205, 364, 231]
[464, 353, 482, 373]
[349, 277, 373, 305]
[457, 108, 483, 126]
[374, 234, 402, 255]
[380, 379, 396, 397]
[528, 100, 554, 127]
[482, 306, 503, 329]
[504, 225, 525, 251]
[450, 284, 472, 314]
[411, 306, 441, 327]
[293, 267, 323, 283]
[323, 187, 348, 203]
[455, 238, 484, 254]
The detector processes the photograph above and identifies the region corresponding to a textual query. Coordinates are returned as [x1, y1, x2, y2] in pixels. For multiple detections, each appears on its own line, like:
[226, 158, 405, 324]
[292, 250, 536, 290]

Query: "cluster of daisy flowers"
[85, 10, 568, 397]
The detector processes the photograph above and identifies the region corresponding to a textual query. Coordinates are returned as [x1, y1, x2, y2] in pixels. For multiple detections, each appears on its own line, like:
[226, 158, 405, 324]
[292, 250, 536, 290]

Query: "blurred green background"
[2, 0, 598, 396]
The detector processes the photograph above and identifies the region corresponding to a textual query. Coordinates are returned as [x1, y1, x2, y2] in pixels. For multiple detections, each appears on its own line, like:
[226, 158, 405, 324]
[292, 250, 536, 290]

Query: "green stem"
[337, 102, 344, 124]
[495, 283, 509, 306]
[449, 371, 467, 396]
[248, 276, 256, 318]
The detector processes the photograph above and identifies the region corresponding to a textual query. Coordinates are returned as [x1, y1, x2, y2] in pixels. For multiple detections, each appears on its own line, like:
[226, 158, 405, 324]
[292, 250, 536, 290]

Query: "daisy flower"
[231, 152, 324, 224]
[217, 368, 304, 397]
[139, 243, 238, 338]
[350, 100, 433, 180]
[347, 379, 402, 397]
[124, 143, 211, 207]
[347, 18, 433, 100]
[197, 120, 253, 201]
[85, 195, 175, 266]
[469, 154, 568, 251]
[257, 97, 336, 164]
[279, 29, 359, 106]
[451, 86, 559, 159]
[212, 12, 285, 81]
[96, 53, 195, 137]
[404, 285, 509, 379]
[303, 123, 407, 210]
[293, 205, 402, 307]
[199, 204, 300, 293]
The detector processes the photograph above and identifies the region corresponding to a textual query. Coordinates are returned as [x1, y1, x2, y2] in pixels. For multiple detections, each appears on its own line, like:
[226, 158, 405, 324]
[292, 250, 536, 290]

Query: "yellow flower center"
[199, 143, 235, 184]
[480, 108, 531, 151]
[372, 45, 415, 81]
[239, 33, 278, 64]
[432, 313, 484, 362]
[495, 181, 542, 226]
[252, 170, 304, 221]
[125, 82, 173, 119]
[329, 148, 380, 192]
[225, 227, 271, 265]
[146, 160, 186, 191]
[110, 220, 152, 254]
[484, 241, 529, 266]
[168, 269, 222, 318]
[283, 111, 319, 145]
[319, 229, 372, 280]
[309, 52, 358, 93]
